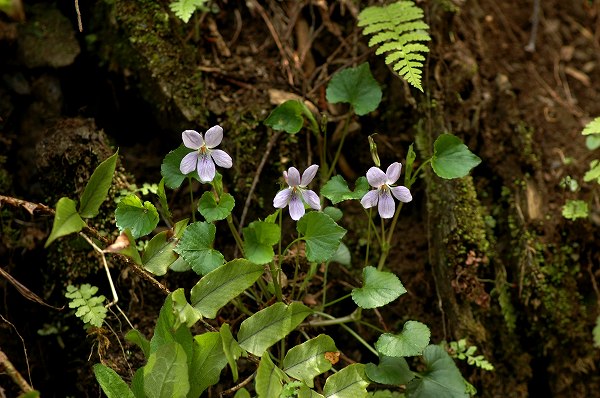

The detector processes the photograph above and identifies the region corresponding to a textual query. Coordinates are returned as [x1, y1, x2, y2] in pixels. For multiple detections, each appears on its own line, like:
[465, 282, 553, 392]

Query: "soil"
[1, 0, 599, 397]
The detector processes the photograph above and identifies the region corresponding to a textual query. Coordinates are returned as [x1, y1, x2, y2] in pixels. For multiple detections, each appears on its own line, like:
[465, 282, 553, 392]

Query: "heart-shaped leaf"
[365, 355, 414, 385]
[174, 221, 224, 275]
[198, 191, 235, 222]
[431, 134, 481, 179]
[326, 63, 382, 116]
[297, 212, 346, 263]
[264, 100, 306, 134]
[161, 145, 201, 189]
[243, 221, 280, 265]
[115, 194, 159, 239]
[375, 321, 430, 357]
[352, 266, 406, 309]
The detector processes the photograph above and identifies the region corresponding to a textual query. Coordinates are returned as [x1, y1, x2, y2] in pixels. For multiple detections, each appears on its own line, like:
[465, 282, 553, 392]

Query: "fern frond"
[169, 0, 209, 23]
[582, 116, 600, 135]
[65, 284, 107, 328]
[358, 1, 431, 92]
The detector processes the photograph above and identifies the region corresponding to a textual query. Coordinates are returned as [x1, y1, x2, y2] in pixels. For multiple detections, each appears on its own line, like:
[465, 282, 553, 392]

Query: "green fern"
[448, 339, 494, 371]
[358, 1, 430, 92]
[65, 284, 107, 328]
[169, 0, 209, 23]
[582, 116, 600, 136]
[594, 315, 600, 348]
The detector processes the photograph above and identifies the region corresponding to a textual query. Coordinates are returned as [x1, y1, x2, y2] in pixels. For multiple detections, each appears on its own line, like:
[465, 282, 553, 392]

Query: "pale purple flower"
[179, 125, 233, 182]
[273, 165, 321, 220]
[360, 162, 412, 219]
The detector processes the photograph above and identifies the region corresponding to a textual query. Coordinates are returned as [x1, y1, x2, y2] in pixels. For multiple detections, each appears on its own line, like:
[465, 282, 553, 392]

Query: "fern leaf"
[169, 0, 208, 23]
[66, 284, 107, 327]
[582, 116, 600, 135]
[358, 1, 431, 92]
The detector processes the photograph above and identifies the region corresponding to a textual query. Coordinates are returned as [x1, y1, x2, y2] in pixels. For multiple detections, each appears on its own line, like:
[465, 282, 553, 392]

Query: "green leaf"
[143, 231, 177, 275]
[237, 302, 313, 356]
[150, 294, 194, 361]
[104, 229, 142, 265]
[264, 100, 306, 134]
[65, 284, 107, 327]
[17, 392, 40, 398]
[299, 385, 326, 398]
[198, 191, 235, 222]
[169, 257, 192, 272]
[352, 266, 407, 309]
[322, 176, 370, 204]
[582, 116, 600, 135]
[93, 363, 136, 398]
[323, 206, 343, 222]
[115, 194, 159, 239]
[283, 334, 338, 387]
[143, 342, 190, 398]
[365, 355, 415, 385]
[125, 329, 151, 358]
[234, 389, 251, 398]
[297, 212, 347, 263]
[131, 368, 145, 398]
[45, 197, 87, 247]
[171, 288, 202, 329]
[243, 221, 281, 265]
[329, 242, 351, 266]
[161, 145, 201, 189]
[326, 63, 382, 116]
[79, 150, 118, 218]
[375, 321, 431, 357]
[586, 135, 600, 150]
[405, 345, 468, 398]
[220, 323, 244, 381]
[169, 0, 208, 23]
[594, 315, 600, 348]
[174, 221, 224, 275]
[156, 178, 172, 220]
[190, 259, 264, 318]
[584, 159, 600, 183]
[189, 332, 228, 397]
[256, 353, 289, 398]
[323, 363, 369, 398]
[562, 199, 589, 220]
[431, 134, 481, 179]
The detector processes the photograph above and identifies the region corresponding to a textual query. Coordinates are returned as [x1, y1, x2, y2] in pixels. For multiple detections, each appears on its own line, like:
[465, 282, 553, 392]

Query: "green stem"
[226, 215, 245, 256]
[320, 262, 329, 312]
[188, 176, 195, 222]
[325, 115, 351, 181]
[322, 293, 352, 308]
[377, 218, 388, 271]
[269, 260, 283, 302]
[310, 310, 360, 326]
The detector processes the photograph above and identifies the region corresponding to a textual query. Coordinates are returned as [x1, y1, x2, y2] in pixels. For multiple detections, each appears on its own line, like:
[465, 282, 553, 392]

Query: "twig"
[0, 267, 64, 310]
[237, 131, 281, 236]
[0, 349, 33, 394]
[74, 0, 83, 32]
[525, 0, 540, 52]
[0, 314, 33, 391]
[219, 372, 256, 397]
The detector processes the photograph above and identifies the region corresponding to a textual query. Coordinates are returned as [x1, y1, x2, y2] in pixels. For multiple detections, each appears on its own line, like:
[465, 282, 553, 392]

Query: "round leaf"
[352, 266, 406, 309]
[431, 134, 481, 179]
[326, 63, 382, 116]
[264, 100, 305, 134]
[375, 321, 431, 357]
[321, 176, 369, 204]
[115, 194, 159, 239]
[365, 355, 415, 385]
[198, 191, 235, 222]
[161, 145, 200, 189]
[243, 221, 280, 265]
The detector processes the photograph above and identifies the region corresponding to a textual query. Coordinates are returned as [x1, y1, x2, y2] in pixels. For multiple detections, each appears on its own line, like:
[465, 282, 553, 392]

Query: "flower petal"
[378, 190, 395, 219]
[300, 164, 319, 186]
[391, 186, 412, 203]
[211, 149, 233, 168]
[286, 167, 301, 187]
[197, 155, 216, 182]
[180, 151, 199, 174]
[360, 190, 379, 209]
[273, 188, 292, 208]
[366, 167, 387, 187]
[204, 125, 223, 148]
[288, 193, 305, 220]
[386, 162, 402, 184]
[182, 130, 203, 149]
[302, 189, 321, 210]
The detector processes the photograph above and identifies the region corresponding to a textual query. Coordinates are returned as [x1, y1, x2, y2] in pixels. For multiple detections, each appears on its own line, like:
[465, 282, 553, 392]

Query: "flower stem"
[322, 293, 352, 308]
[188, 176, 195, 222]
[226, 215, 245, 256]
[324, 115, 351, 181]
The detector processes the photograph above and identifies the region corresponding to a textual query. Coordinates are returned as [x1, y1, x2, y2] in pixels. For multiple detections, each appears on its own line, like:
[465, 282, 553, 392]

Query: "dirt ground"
[1, 0, 599, 397]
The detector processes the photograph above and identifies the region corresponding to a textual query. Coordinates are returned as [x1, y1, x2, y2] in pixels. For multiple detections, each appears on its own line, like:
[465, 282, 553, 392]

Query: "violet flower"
[179, 125, 233, 182]
[273, 165, 320, 220]
[360, 162, 412, 219]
